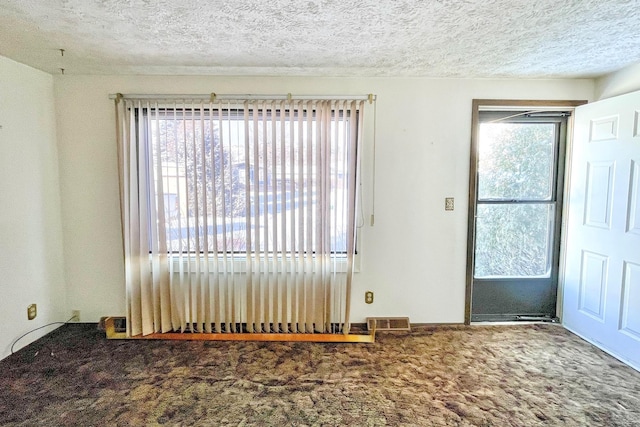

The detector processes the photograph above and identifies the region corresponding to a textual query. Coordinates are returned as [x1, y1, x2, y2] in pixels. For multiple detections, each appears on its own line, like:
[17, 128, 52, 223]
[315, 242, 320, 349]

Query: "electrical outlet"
[365, 291, 374, 304]
[71, 310, 80, 322]
[445, 197, 454, 211]
[27, 304, 37, 320]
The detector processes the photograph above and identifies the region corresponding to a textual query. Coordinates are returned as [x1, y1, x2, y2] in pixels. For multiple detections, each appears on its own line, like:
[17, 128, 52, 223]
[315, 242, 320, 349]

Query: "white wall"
[54, 75, 594, 324]
[595, 61, 640, 100]
[0, 56, 66, 358]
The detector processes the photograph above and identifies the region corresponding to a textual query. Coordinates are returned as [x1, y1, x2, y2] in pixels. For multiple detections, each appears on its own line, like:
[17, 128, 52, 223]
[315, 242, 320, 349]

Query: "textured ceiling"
[0, 0, 639, 78]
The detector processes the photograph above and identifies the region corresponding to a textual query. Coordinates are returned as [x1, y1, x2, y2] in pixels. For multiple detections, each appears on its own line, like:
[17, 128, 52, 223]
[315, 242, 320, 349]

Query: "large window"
[116, 96, 366, 336]
[136, 102, 358, 256]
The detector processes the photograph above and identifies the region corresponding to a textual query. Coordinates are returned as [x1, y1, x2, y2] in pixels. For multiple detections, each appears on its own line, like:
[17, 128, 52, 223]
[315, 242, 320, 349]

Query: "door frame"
[465, 99, 588, 325]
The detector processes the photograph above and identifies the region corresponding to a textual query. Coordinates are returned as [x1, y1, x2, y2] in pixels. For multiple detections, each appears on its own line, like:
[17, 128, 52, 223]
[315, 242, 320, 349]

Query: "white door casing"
[563, 90, 640, 371]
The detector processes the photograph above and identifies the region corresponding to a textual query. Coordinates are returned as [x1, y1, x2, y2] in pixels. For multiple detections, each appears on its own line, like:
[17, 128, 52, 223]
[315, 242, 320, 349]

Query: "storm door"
[468, 109, 569, 322]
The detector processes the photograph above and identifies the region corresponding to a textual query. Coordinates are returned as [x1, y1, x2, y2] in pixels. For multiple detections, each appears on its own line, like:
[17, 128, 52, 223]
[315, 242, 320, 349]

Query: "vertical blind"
[115, 96, 364, 337]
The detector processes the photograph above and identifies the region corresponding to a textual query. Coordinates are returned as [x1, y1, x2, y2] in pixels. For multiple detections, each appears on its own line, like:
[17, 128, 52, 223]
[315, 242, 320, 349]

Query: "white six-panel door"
[563, 90, 640, 371]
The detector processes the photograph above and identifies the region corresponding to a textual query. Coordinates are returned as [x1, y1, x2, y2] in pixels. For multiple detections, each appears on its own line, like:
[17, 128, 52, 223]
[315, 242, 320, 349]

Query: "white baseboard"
[563, 324, 640, 372]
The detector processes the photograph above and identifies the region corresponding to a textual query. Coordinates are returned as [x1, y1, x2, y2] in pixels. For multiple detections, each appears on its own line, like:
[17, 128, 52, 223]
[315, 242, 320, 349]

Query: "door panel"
[620, 261, 640, 339]
[563, 90, 640, 371]
[584, 161, 615, 228]
[577, 250, 608, 321]
[472, 279, 556, 317]
[628, 160, 640, 234]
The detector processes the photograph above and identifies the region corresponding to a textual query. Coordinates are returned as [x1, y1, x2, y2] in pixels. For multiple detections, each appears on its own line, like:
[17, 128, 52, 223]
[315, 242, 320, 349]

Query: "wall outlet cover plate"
[27, 304, 37, 320]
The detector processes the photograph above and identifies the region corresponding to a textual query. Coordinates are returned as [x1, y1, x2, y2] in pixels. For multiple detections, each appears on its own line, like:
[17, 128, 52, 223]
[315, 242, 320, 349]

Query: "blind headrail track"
[109, 93, 376, 103]
[109, 93, 377, 103]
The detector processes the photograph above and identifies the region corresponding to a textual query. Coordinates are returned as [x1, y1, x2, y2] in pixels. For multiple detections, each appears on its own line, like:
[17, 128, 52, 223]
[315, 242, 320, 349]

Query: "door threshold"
[471, 314, 559, 323]
[472, 316, 560, 326]
[472, 320, 561, 326]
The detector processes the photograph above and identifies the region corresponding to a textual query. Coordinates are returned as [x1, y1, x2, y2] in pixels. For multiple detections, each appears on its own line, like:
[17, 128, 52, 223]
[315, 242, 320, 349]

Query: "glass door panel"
[477, 123, 556, 201]
[474, 204, 554, 278]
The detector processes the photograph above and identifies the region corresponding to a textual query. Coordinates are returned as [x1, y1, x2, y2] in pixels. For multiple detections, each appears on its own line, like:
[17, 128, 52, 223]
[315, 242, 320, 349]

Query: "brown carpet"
[0, 323, 638, 426]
